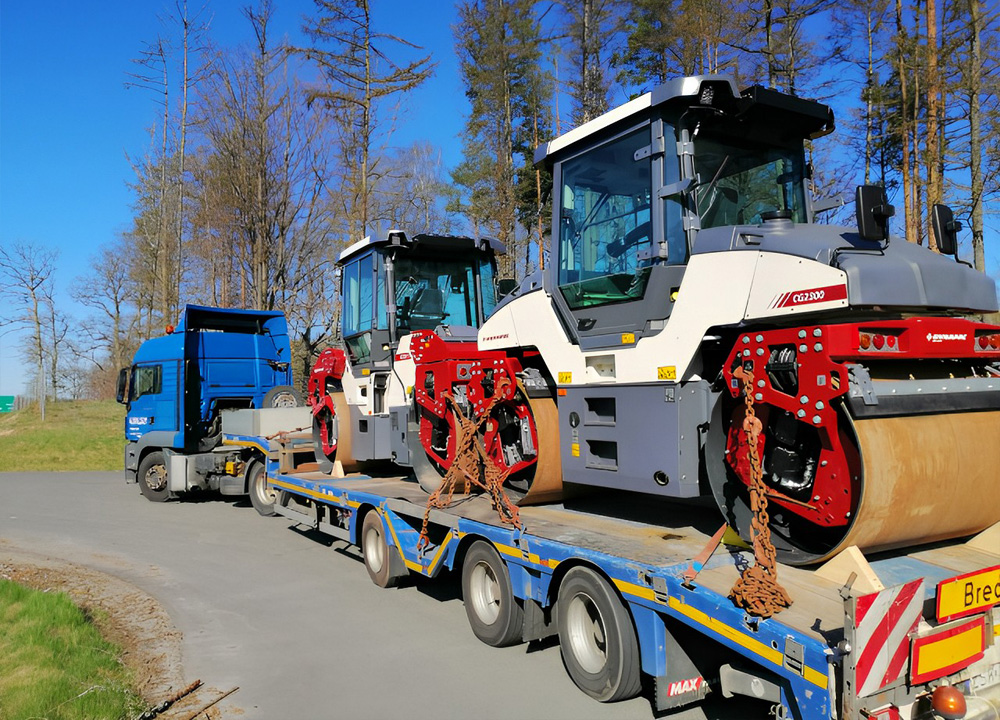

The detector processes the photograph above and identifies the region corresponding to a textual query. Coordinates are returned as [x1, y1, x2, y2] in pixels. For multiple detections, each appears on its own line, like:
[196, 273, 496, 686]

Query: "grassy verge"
[0, 579, 143, 720]
[0, 400, 124, 471]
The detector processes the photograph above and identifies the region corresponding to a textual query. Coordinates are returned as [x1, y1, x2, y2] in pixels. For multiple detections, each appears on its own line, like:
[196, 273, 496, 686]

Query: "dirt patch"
[0, 546, 236, 718]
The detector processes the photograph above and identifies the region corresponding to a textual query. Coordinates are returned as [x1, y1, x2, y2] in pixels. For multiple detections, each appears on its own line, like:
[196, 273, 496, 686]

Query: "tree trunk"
[925, 0, 941, 250]
[968, 0, 985, 271]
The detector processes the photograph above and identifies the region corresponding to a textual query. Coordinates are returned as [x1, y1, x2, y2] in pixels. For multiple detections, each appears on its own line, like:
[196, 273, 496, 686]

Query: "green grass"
[0, 580, 143, 720]
[0, 400, 125, 471]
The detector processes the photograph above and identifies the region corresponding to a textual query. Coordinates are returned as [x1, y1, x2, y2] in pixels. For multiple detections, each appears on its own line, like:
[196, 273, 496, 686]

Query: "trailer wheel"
[247, 462, 276, 517]
[263, 385, 303, 408]
[361, 511, 404, 588]
[461, 541, 524, 647]
[557, 566, 641, 702]
[138, 451, 169, 502]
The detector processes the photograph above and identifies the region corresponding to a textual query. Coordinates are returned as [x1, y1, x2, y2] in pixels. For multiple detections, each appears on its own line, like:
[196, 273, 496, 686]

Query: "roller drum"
[836, 409, 1000, 557]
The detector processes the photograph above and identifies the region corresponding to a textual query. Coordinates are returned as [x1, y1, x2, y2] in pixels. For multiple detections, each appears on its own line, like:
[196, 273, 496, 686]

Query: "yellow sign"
[657, 366, 677, 381]
[621, 332, 635, 344]
[361, 368, 371, 376]
[558, 371, 573, 384]
[571, 443, 580, 458]
[936, 565, 1000, 622]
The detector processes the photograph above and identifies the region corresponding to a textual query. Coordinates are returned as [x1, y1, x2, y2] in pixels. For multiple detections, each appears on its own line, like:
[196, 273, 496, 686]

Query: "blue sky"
[0, 0, 466, 395]
[1, 2, 996, 396]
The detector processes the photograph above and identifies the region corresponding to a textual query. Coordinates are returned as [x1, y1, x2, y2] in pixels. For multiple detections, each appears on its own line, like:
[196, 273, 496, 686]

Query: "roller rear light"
[859, 331, 900, 352]
[975, 332, 1000, 351]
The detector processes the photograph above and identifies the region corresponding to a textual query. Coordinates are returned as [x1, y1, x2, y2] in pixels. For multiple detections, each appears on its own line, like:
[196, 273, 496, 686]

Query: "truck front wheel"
[137, 451, 169, 503]
[461, 541, 524, 647]
[557, 566, 641, 702]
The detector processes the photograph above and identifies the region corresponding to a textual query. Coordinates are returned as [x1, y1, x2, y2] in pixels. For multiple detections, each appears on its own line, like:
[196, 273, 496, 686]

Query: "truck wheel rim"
[364, 526, 384, 573]
[469, 562, 501, 624]
[145, 465, 167, 492]
[271, 391, 298, 407]
[254, 473, 276, 504]
[566, 592, 607, 674]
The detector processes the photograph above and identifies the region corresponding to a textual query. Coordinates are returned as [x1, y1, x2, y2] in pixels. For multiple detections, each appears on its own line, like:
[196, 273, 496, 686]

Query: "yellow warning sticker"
[657, 366, 676, 381]
[571, 443, 580, 458]
[621, 332, 635, 345]
[558, 371, 573, 384]
[361, 368, 371, 376]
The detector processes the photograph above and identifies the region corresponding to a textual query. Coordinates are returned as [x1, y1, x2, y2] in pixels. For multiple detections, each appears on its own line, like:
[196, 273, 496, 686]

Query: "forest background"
[1, 0, 997, 403]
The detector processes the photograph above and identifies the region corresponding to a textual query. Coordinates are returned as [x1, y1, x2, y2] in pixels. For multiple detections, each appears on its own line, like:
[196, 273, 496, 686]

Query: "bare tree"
[0, 241, 59, 417]
[295, 0, 435, 243]
[71, 237, 141, 395]
[192, 2, 337, 381]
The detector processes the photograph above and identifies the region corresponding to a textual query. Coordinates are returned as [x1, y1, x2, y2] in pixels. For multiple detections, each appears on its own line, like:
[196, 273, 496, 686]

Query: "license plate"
[936, 564, 1000, 622]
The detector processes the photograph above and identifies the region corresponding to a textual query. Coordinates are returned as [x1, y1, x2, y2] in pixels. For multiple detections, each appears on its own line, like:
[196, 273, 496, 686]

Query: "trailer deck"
[244, 452, 999, 718]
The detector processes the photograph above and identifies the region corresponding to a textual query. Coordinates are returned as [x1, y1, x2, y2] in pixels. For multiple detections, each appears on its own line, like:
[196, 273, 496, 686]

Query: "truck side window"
[130, 365, 162, 401]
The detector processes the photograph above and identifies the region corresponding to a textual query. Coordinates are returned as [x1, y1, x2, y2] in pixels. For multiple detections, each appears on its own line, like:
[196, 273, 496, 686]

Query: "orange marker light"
[930, 685, 967, 720]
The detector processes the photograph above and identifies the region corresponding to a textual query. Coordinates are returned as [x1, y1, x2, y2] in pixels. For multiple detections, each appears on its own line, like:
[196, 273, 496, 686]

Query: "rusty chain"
[728, 365, 792, 618]
[418, 375, 521, 551]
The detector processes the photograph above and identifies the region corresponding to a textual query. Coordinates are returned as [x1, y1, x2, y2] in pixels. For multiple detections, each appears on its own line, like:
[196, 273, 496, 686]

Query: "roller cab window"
[393, 254, 495, 333]
[693, 133, 808, 229]
[556, 125, 685, 312]
[341, 252, 381, 365]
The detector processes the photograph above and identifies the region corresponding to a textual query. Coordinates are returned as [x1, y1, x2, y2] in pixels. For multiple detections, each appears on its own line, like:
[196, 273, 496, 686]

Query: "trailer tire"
[247, 461, 276, 517]
[361, 511, 404, 588]
[461, 541, 524, 647]
[138, 451, 170, 503]
[557, 566, 641, 703]
[263, 385, 303, 408]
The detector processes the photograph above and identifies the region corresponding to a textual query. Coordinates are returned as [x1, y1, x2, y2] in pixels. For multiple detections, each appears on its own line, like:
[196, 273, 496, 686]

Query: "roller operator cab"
[117, 304, 301, 502]
[464, 75, 1000, 563]
[309, 232, 506, 473]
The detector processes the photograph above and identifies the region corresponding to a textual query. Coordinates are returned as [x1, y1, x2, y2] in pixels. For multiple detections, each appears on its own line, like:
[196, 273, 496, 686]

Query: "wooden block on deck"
[814, 545, 884, 595]
[967, 522, 1000, 557]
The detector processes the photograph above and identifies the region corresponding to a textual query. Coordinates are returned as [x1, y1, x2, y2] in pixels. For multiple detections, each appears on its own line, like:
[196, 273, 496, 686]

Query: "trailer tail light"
[930, 685, 967, 719]
[863, 705, 900, 720]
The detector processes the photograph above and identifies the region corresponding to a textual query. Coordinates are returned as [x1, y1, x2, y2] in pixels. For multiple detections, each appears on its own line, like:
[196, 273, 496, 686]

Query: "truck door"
[125, 361, 180, 444]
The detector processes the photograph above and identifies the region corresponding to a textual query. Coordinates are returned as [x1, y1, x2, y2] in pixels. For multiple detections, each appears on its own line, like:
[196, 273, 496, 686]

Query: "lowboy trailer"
[226, 418, 1000, 719]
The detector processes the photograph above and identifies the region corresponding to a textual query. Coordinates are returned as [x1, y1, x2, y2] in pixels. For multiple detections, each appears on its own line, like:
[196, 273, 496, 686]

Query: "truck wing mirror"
[855, 185, 894, 242]
[931, 203, 961, 257]
[116, 368, 129, 404]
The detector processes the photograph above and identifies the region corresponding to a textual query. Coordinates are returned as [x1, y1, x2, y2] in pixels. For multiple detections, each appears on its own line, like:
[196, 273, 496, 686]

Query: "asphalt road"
[0, 472, 753, 720]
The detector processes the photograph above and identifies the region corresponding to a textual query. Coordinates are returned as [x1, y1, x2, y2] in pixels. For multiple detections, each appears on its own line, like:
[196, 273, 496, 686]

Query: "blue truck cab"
[117, 304, 301, 501]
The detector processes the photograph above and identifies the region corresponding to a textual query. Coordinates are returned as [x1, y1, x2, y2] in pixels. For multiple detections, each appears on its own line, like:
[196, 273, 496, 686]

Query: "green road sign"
[0, 396, 15, 413]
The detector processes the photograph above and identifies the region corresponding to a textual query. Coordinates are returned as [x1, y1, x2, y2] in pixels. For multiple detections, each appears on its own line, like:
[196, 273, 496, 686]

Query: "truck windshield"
[693, 135, 807, 228]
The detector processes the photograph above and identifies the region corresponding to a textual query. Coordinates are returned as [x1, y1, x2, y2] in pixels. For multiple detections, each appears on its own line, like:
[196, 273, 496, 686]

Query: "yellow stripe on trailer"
[269, 477, 359, 508]
[383, 512, 454, 575]
[222, 438, 269, 455]
[667, 596, 828, 690]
